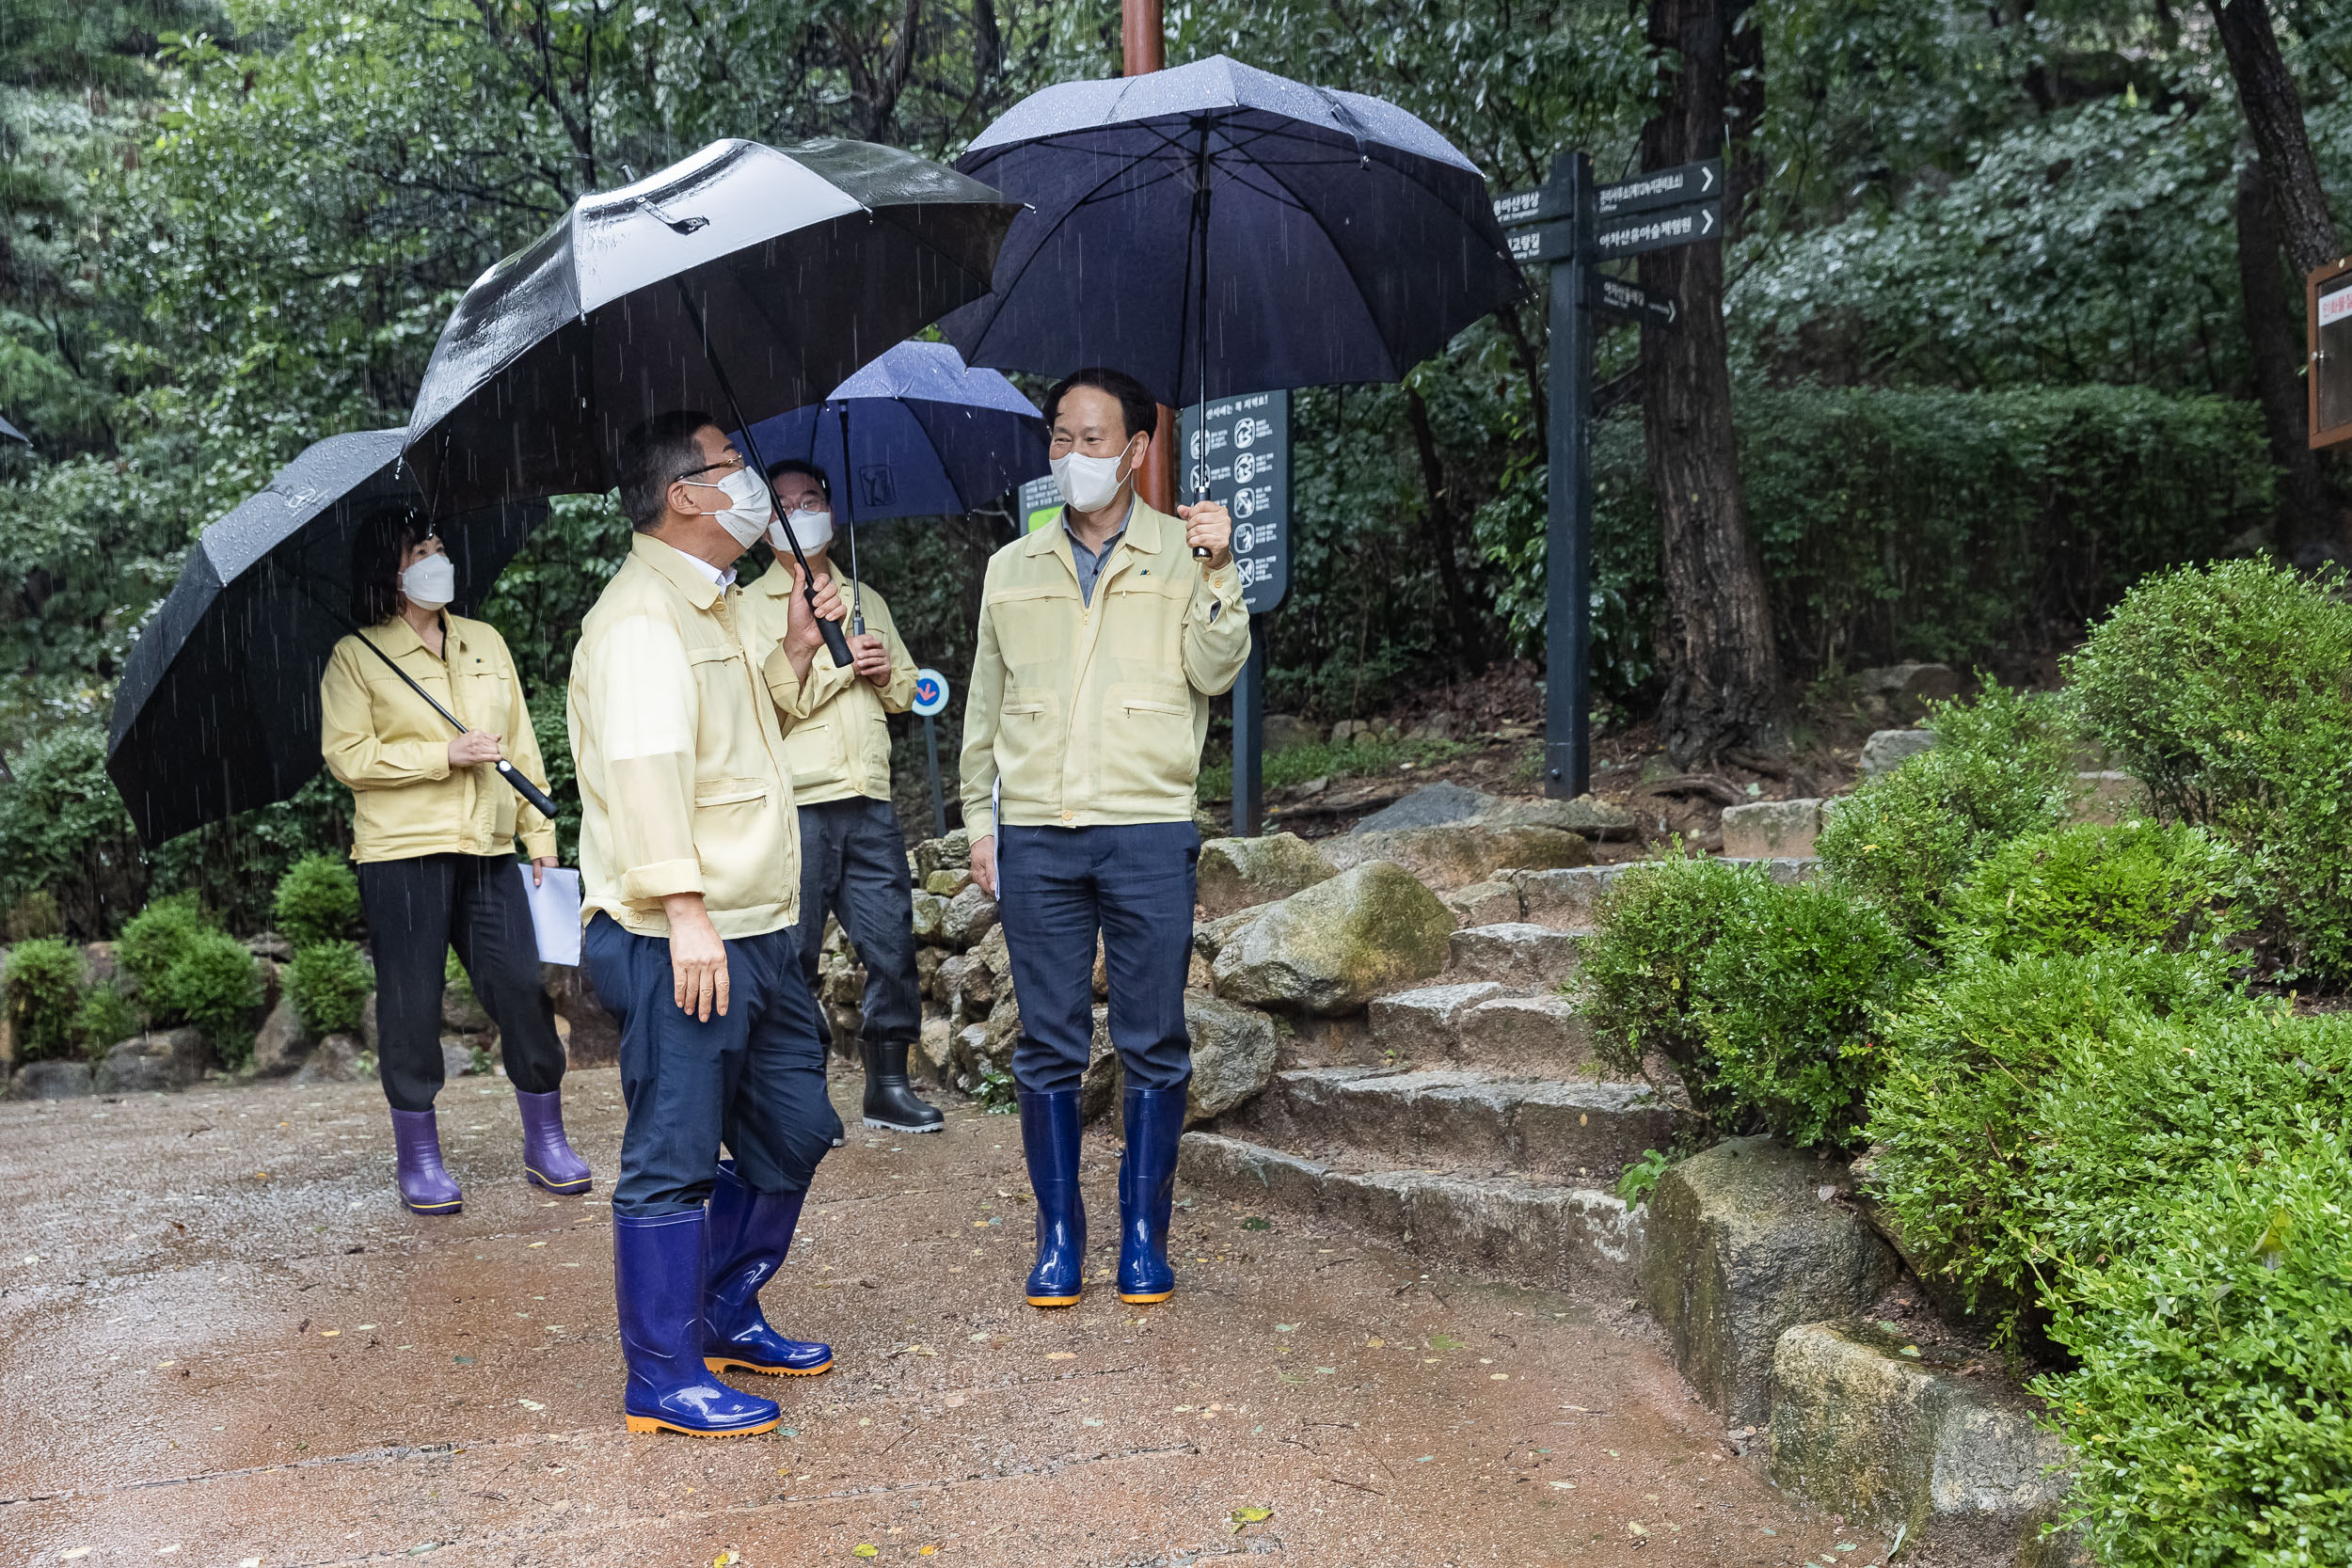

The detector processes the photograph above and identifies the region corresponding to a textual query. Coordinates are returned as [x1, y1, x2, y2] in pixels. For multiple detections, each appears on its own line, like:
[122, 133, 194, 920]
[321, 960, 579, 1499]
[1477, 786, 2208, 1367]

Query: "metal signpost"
[1488, 152, 1718, 799]
[1181, 389, 1291, 836]
[911, 666, 952, 836]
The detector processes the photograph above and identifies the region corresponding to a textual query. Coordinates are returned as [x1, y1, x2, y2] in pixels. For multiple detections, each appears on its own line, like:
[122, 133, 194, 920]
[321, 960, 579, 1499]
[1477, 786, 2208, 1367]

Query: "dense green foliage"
[1578, 852, 1915, 1144]
[2070, 560, 2352, 981]
[2037, 1134, 2352, 1568]
[285, 940, 371, 1039]
[1815, 681, 2077, 946]
[1944, 821, 2249, 963]
[115, 893, 260, 1061]
[272, 853, 359, 947]
[72, 982, 138, 1054]
[115, 895, 212, 998]
[3, 937, 84, 1062]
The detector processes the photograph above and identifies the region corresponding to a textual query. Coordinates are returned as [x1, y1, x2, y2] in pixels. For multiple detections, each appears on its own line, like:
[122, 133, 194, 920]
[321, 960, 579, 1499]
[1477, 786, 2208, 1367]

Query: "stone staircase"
[1180, 865, 1677, 1296]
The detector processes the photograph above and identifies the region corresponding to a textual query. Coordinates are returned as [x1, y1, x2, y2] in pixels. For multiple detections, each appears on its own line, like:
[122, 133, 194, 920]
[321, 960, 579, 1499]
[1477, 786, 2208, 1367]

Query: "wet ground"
[0, 1069, 1892, 1567]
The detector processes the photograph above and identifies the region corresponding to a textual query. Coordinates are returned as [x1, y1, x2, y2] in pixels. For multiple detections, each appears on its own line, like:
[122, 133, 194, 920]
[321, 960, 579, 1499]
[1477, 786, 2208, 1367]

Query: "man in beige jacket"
[959, 366, 1248, 1313]
[570, 411, 846, 1439]
[739, 458, 942, 1134]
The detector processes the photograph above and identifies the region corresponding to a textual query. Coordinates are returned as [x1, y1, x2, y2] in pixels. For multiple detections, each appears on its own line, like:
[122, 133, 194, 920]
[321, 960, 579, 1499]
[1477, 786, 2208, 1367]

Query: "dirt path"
[0, 1069, 1890, 1567]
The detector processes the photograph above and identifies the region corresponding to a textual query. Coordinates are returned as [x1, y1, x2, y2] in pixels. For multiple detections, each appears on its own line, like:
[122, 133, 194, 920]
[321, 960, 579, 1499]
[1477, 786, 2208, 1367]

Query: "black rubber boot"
[861, 1038, 945, 1133]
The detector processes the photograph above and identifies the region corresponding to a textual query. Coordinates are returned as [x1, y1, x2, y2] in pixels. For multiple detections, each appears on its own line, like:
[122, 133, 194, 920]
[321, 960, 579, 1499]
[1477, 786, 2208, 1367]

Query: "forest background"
[1, 0, 2347, 936]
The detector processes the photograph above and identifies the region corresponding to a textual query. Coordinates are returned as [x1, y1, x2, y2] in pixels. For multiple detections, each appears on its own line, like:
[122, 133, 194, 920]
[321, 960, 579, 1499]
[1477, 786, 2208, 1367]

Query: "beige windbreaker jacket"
[565, 533, 810, 941]
[738, 562, 916, 805]
[958, 499, 1250, 839]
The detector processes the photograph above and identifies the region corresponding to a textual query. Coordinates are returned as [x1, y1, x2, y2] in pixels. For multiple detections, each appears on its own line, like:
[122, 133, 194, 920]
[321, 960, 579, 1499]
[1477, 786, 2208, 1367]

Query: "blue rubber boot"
[389, 1107, 462, 1215]
[613, 1210, 782, 1436]
[702, 1161, 833, 1377]
[1117, 1087, 1186, 1305]
[1019, 1088, 1087, 1307]
[516, 1088, 593, 1196]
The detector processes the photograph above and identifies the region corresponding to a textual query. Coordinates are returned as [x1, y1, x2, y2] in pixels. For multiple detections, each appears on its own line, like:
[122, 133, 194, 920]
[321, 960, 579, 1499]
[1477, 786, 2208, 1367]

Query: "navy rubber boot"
[614, 1210, 782, 1436]
[702, 1162, 833, 1376]
[1117, 1087, 1185, 1305]
[389, 1107, 462, 1214]
[516, 1088, 593, 1195]
[1019, 1088, 1087, 1307]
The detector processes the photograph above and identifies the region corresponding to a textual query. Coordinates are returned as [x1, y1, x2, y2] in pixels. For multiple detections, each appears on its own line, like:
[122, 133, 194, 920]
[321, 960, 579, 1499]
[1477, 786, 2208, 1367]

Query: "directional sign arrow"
[1595, 158, 1722, 219]
[1591, 275, 1680, 329]
[1591, 200, 1720, 260]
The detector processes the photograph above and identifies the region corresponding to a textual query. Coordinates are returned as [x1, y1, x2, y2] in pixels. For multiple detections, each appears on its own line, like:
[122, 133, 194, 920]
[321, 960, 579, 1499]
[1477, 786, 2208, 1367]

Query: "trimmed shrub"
[72, 983, 138, 1054]
[116, 895, 211, 999]
[4, 937, 84, 1062]
[1817, 679, 2076, 947]
[4, 891, 62, 942]
[2036, 1132, 2352, 1568]
[1943, 820, 2249, 963]
[1581, 852, 1917, 1145]
[148, 927, 262, 1068]
[2068, 558, 2352, 980]
[0, 726, 148, 938]
[272, 853, 360, 947]
[285, 941, 372, 1038]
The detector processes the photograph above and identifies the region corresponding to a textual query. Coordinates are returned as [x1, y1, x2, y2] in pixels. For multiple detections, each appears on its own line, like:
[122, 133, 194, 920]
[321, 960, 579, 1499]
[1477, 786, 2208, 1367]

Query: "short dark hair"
[1041, 367, 1156, 445]
[617, 410, 718, 531]
[765, 457, 830, 499]
[350, 508, 429, 626]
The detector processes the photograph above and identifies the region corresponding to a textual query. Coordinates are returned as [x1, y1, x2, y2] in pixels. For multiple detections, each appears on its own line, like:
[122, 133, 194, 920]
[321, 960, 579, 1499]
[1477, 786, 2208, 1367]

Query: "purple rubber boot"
[516, 1088, 593, 1196]
[389, 1107, 463, 1214]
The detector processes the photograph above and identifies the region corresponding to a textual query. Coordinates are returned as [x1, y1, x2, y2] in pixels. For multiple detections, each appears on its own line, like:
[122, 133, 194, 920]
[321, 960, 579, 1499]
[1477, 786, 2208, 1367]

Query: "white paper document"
[519, 863, 583, 967]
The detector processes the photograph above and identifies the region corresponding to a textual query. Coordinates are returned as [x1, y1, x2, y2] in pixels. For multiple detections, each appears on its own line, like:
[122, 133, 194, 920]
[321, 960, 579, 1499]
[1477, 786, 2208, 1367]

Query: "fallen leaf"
[1045, 1351, 1076, 1360]
[1628, 1522, 1649, 1537]
[852, 1546, 879, 1560]
[712, 1553, 739, 1568]
[1232, 1506, 1274, 1525]
[517, 1399, 545, 1411]
[919, 1547, 938, 1557]
[60, 1551, 91, 1562]
[320, 1330, 340, 1338]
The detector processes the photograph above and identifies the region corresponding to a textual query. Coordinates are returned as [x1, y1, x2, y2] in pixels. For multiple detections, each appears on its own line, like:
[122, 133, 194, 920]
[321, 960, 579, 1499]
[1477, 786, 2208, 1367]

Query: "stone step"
[1219, 1066, 1679, 1183]
[1367, 983, 1592, 1070]
[1444, 923, 1583, 986]
[1178, 1131, 1645, 1294]
[1505, 858, 1820, 931]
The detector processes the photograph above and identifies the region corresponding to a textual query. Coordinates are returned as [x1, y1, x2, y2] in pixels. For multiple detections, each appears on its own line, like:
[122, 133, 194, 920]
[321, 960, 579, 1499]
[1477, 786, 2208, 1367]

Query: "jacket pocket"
[1099, 682, 1196, 802]
[785, 719, 850, 791]
[690, 777, 790, 911]
[992, 689, 1060, 807]
[987, 582, 1079, 674]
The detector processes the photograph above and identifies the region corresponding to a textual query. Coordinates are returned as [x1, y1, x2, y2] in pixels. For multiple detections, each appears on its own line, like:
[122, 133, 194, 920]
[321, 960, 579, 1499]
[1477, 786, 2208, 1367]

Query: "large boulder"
[1353, 782, 1636, 841]
[1859, 728, 1937, 777]
[94, 1028, 213, 1094]
[1321, 824, 1590, 890]
[910, 890, 947, 944]
[249, 997, 306, 1077]
[1719, 798, 1824, 860]
[10, 1059, 93, 1100]
[292, 1033, 365, 1085]
[914, 829, 972, 880]
[1211, 862, 1455, 1014]
[1078, 995, 1278, 1127]
[1263, 714, 1323, 752]
[1639, 1135, 1898, 1426]
[1196, 833, 1339, 916]
[1769, 1321, 2078, 1563]
[939, 884, 1000, 947]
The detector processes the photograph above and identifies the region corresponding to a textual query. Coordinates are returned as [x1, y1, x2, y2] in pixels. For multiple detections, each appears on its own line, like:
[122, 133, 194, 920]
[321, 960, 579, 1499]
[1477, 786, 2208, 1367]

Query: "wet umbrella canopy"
[106, 431, 547, 847]
[941, 55, 1523, 409]
[734, 340, 1048, 524]
[0, 414, 26, 444]
[403, 137, 1019, 515]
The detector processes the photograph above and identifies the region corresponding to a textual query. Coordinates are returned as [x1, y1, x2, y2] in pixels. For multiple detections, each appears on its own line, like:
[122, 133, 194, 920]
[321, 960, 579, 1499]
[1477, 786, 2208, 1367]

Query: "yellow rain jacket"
[738, 562, 916, 806]
[959, 499, 1249, 839]
[319, 612, 558, 864]
[566, 534, 808, 941]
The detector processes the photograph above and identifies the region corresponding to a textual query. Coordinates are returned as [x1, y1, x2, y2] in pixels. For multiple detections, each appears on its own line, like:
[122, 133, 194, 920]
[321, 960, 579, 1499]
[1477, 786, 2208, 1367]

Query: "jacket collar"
[632, 530, 729, 611]
[365, 611, 459, 662]
[1021, 496, 1168, 560]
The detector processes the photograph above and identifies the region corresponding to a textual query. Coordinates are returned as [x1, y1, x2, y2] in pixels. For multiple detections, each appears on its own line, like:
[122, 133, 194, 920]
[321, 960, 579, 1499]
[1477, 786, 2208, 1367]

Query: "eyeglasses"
[673, 455, 743, 485]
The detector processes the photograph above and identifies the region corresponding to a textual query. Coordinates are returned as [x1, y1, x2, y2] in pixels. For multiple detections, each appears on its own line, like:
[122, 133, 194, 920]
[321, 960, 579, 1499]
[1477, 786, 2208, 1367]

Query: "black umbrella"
[403, 136, 1018, 670]
[106, 430, 550, 847]
[943, 55, 1522, 537]
[0, 415, 26, 444]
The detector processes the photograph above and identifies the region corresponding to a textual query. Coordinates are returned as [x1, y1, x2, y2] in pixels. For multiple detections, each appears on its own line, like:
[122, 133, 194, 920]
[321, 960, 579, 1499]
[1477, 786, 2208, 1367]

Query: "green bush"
[116, 894, 212, 999]
[2036, 1132, 2352, 1568]
[4, 937, 84, 1062]
[1581, 852, 1916, 1144]
[148, 927, 262, 1068]
[285, 940, 372, 1038]
[1692, 877, 1921, 1147]
[0, 727, 150, 939]
[1944, 820, 2249, 963]
[1817, 679, 2077, 947]
[272, 852, 360, 947]
[4, 890, 62, 942]
[2068, 558, 2352, 981]
[1866, 948, 2248, 1323]
[72, 983, 138, 1053]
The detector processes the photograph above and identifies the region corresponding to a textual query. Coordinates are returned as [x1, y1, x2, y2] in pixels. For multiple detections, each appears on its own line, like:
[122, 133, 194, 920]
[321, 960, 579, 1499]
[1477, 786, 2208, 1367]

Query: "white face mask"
[690, 466, 773, 548]
[400, 552, 456, 610]
[1052, 444, 1133, 514]
[769, 506, 834, 557]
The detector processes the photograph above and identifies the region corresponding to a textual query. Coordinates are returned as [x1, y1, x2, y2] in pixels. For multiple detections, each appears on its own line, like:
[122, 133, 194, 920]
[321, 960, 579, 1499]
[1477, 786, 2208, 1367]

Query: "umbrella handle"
[496, 759, 562, 822]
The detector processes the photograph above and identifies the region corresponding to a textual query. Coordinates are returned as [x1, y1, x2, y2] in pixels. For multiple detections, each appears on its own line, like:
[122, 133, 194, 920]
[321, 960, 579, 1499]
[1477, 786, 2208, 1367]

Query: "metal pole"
[923, 714, 948, 838]
[1544, 150, 1594, 800]
[1231, 617, 1266, 836]
[1123, 0, 1180, 515]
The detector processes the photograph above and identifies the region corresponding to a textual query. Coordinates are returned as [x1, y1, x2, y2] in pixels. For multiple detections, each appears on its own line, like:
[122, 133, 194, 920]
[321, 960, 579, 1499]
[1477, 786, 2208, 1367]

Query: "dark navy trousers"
[583, 913, 843, 1217]
[995, 821, 1199, 1095]
[793, 796, 922, 1050]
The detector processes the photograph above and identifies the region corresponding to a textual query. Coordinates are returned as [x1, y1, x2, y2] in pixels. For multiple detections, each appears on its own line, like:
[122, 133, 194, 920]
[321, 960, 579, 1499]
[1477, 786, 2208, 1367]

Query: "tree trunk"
[2234, 153, 2334, 556]
[2210, 0, 2342, 275]
[1404, 386, 1486, 666]
[1639, 0, 1781, 766]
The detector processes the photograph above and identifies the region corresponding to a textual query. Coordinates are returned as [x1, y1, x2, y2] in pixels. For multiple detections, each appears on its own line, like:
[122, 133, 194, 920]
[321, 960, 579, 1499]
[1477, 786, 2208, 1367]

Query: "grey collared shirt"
[1063, 512, 1129, 607]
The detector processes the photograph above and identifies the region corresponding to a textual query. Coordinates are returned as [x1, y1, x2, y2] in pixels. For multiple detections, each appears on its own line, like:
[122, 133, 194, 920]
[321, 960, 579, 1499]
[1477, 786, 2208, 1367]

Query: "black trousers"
[356, 852, 565, 1113]
[792, 796, 922, 1050]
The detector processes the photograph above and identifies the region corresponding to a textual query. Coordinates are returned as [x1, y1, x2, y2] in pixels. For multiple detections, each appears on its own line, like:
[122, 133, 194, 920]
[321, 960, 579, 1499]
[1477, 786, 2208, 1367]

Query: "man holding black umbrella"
[570, 413, 849, 1439]
[960, 367, 1247, 1312]
[739, 458, 944, 1134]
